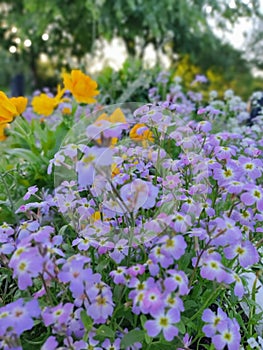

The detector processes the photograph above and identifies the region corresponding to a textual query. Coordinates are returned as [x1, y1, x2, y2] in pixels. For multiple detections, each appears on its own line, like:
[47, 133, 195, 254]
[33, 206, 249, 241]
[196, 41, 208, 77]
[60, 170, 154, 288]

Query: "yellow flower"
[0, 91, 19, 124]
[62, 69, 99, 104]
[62, 107, 71, 115]
[0, 123, 9, 141]
[111, 163, 120, 177]
[32, 85, 66, 117]
[109, 108, 126, 123]
[94, 108, 126, 147]
[129, 123, 154, 143]
[96, 108, 126, 123]
[9, 96, 28, 115]
[91, 211, 101, 222]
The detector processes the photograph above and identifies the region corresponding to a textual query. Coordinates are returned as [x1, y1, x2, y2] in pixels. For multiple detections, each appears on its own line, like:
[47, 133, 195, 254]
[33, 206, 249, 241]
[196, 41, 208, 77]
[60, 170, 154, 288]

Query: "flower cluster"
[0, 70, 262, 349]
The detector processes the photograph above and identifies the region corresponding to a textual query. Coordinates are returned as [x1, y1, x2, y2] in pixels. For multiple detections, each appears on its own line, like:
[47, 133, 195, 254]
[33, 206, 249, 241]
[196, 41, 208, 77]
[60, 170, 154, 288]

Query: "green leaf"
[176, 320, 186, 334]
[120, 329, 145, 348]
[140, 314, 147, 327]
[95, 325, 115, 340]
[80, 310, 93, 332]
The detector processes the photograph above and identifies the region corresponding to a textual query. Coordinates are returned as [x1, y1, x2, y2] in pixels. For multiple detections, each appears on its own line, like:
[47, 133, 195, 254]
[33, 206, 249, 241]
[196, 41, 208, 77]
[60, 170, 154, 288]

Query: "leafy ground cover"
[0, 69, 263, 350]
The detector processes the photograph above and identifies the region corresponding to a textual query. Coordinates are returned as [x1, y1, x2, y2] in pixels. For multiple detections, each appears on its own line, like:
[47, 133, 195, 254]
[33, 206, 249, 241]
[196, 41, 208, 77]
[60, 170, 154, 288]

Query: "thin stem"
[0, 171, 15, 213]
[189, 285, 223, 322]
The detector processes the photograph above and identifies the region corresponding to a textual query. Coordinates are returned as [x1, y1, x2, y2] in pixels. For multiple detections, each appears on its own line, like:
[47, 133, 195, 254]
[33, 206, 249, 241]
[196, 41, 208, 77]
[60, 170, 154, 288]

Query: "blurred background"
[0, 0, 263, 100]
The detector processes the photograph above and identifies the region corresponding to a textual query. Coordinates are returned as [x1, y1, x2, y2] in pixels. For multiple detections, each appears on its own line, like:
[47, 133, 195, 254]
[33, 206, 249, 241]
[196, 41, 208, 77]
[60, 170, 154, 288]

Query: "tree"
[0, 0, 261, 89]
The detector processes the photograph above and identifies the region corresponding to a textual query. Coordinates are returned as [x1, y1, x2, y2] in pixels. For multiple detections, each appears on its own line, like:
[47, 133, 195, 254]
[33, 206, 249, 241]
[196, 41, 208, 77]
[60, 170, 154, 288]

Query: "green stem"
[0, 171, 15, 213]
[189, 285, 223, 322]
[249, 273, 258, 336]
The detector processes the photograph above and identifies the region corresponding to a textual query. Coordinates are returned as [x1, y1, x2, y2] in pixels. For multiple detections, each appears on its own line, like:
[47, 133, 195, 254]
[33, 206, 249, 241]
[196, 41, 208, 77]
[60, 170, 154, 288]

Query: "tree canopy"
[0, 0, 262, 89]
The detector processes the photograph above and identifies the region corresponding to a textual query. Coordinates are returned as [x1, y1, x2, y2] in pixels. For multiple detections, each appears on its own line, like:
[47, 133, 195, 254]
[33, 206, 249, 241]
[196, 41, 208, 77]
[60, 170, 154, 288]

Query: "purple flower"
[0, 298, 40, 337]
[62, 143, 78, 158]
[239, 156, 262, 180]
[149, 246, 173, 269]
[127, 264, 145, 277]
[23, 185, 38, 200]
[163, 174, 181, 189]
[224, 241, 259, 268]
[102, 338, 121, 350]
[76, 146, 113, 187]
[170, 212, 192, 233]
[212, 161, 240, 186]
[231, 273, 245, 298]
[192, 74, 208, 84]
[41, 336, 58, 350]
[120, 179, 158, 212]
[202, 307, 228, 337]
[196, 121, 212, 133]
[42, 302, 74, 328]
[109, 267, 127, 284]
[141, 287, 164, 316]
[109, 239, 129, 263]
[200, 253, 231, 283]
[241, 185, 263, 211]
[214, 146, 236, 161]
[210, 216, 242, 247]
[163, 294, 184, 319]
[164, 270, 189, 295]
[58, 256, 93, 298]
[226, 180, 244, 194]
[9, 247, 45, 290]
[86, 293, 114, 324]
[159, 235, 187, 260]
[212, 318, 241, 350]
[145, 309, 179, 341]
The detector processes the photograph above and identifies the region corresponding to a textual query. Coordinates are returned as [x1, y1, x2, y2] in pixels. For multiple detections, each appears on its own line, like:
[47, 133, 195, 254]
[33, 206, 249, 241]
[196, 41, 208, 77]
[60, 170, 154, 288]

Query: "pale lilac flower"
[10, 248, 45, 290]
[42, 303, 74, 329]
[164, 270, 189, 295]
[212, 318, 241, 350]
[239, 156, 262, 179]
[0, 298, 40, 337]
[226, 180, 244, 194]
[192, 74, 208, 84]
[109, 239, 129, 263]
[200, 253, 231, 283]
[41, 336, 58, 350]
[87, 293, 114, 324]
[23, 185, 38, 200]
[109, 267, 127, 284]
[145, 309, 179, 341]
[159, 235, 187, 260]
[224, 241, 259, 268]
[241, 185, 263, 211]
[62, 143, 78, 158]
[212, 161, 240, 185]
[141, 287, 164, 316]
[202, 307, 228, 337]
[170, 212, 191, 233]
[102, 338, 121, 350]
[162, 174, 181, 189]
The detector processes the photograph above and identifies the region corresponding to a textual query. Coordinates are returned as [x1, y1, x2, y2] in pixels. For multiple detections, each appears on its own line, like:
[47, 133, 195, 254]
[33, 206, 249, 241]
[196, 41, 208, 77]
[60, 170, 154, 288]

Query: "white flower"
[247, 337, 259, 349]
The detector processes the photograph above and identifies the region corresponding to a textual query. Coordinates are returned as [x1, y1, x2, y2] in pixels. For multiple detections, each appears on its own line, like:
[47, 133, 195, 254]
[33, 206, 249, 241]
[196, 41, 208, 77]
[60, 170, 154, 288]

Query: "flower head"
[32, 85, 66, 116]
[63, 69, 99, 104]
[0, 91, 27, 132]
